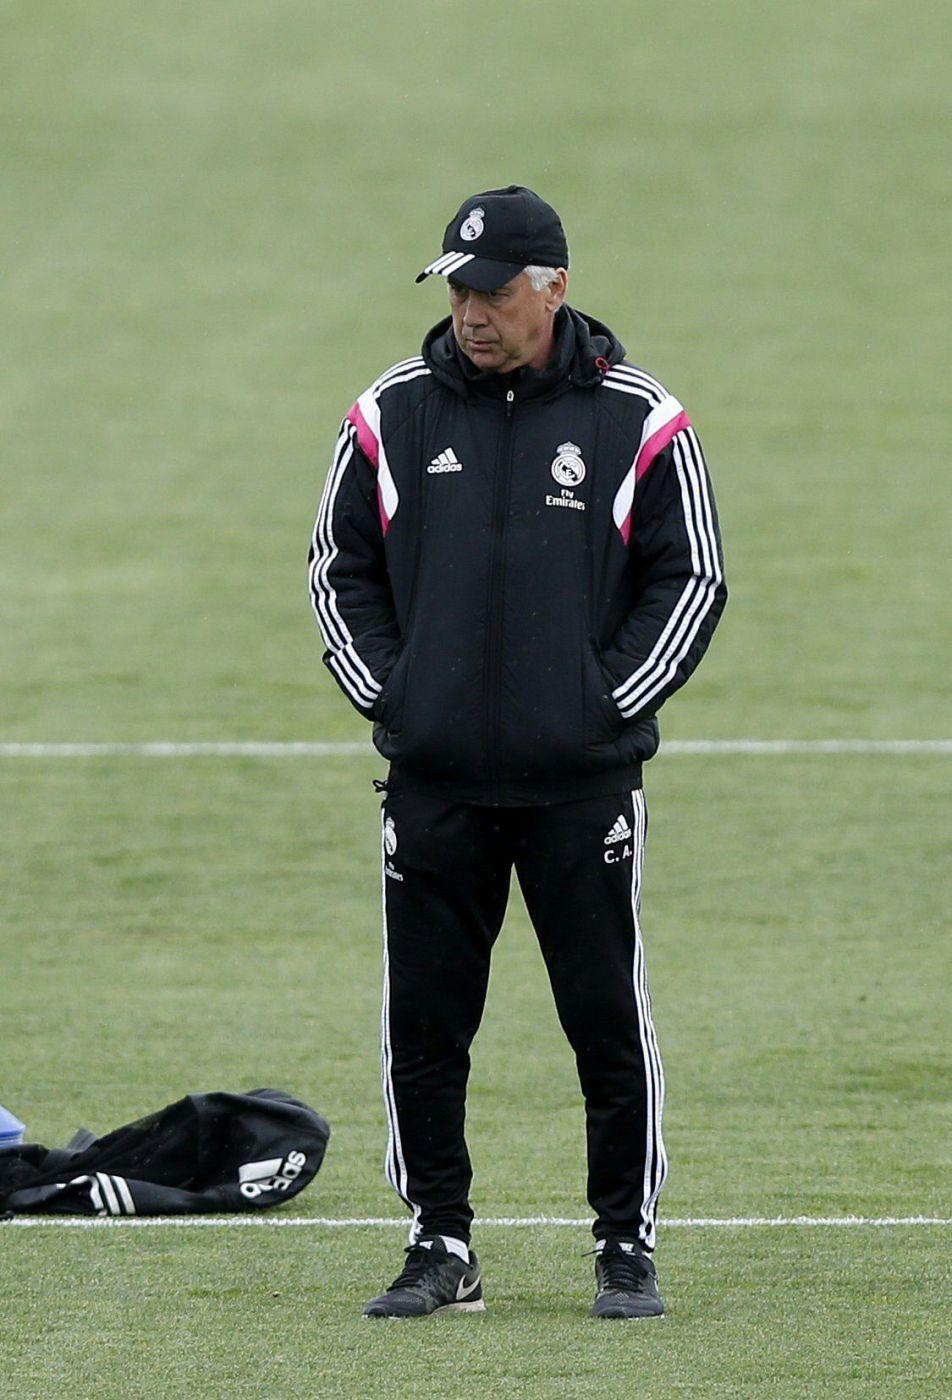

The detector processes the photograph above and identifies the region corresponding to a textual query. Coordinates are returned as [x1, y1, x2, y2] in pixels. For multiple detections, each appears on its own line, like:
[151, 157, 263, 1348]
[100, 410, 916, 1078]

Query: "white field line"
[0, 740, 950, 759]
[5, 1214, 950, 1230]
[0, 741, 370, 758]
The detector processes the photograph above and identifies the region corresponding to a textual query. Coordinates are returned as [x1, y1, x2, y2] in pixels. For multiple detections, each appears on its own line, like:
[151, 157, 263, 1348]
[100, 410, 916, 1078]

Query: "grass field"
[1, 1, 950, 1396]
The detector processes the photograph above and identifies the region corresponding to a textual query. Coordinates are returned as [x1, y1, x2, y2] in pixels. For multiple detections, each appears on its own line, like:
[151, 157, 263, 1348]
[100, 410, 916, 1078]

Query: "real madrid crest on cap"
[460, 207, 485, 241]
[550, 442, 586, 487]
[416, 186, 569, 290]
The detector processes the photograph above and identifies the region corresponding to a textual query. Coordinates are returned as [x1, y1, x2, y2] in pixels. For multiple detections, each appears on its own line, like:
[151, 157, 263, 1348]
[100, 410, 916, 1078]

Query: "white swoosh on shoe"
[456, 1274, 481, 1301]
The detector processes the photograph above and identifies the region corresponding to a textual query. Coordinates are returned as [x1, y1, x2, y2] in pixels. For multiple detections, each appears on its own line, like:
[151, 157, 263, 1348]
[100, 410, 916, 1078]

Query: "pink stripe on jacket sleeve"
[635, 409, 690, 481]
[346, 396, 397, 536]
[612, 403, 692, 545]
[347, 401, 380, 469]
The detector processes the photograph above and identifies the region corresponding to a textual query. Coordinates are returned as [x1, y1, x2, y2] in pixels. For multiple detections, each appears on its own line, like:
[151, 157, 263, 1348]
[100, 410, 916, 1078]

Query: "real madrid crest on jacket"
[309, 303, 726, 806]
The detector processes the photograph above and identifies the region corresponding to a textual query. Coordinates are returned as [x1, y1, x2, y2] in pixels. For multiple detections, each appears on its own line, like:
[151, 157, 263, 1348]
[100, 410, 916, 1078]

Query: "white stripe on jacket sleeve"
[308, 423, 383, 710]
[612, 427, 723, 718]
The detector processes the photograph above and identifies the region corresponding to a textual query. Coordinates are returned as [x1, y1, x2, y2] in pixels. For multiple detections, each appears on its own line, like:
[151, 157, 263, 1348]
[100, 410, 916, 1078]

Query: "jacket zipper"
[483, 386, 516, 801]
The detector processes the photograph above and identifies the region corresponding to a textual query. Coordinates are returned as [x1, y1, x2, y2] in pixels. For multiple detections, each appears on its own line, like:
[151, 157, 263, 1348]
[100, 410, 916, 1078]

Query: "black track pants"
[378, 787, 667, 1250]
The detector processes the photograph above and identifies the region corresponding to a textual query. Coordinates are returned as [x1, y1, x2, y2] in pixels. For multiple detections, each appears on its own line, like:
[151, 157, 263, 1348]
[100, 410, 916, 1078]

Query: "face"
[448, 269, 567, 373]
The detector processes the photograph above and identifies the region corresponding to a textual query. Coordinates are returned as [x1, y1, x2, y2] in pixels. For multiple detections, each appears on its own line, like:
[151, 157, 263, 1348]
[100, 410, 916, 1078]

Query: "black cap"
[415, 185, 569, 291]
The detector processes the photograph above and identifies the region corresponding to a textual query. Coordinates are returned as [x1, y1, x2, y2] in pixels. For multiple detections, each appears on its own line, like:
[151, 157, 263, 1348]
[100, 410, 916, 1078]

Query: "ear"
[545, 269, 568, 314]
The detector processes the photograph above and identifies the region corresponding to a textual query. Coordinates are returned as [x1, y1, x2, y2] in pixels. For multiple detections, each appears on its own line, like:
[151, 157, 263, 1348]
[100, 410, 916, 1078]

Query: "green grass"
[1, 0, 950, 1394]
[2, 1227, 949, 1399]
[2, 758, 949, 1396]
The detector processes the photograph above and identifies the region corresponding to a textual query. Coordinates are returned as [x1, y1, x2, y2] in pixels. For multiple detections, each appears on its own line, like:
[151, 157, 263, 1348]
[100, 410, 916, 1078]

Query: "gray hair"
[523, 265, 562, 292]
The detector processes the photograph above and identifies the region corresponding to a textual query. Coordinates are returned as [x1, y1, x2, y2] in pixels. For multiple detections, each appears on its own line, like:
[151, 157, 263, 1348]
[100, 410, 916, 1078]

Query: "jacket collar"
[421, 305, 626, 401]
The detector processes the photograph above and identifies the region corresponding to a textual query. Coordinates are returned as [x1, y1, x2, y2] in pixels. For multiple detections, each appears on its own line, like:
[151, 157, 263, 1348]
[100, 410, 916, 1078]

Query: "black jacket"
[309, 306, 726, 804]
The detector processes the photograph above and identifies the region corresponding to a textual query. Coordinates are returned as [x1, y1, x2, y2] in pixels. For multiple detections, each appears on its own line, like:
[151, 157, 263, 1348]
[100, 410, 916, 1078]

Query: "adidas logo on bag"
[237, 1151, 308, 1199]
[604, 815, 632, 845]
[427, 448, 463, 473]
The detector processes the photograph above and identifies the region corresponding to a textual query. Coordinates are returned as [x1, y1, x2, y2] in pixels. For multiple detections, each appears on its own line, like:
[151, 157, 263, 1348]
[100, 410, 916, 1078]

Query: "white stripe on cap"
[421, 251, 476, 277]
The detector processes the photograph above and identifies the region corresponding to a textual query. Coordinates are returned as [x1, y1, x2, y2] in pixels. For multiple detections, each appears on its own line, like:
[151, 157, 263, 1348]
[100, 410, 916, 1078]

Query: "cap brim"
[415, 252, 527, 292]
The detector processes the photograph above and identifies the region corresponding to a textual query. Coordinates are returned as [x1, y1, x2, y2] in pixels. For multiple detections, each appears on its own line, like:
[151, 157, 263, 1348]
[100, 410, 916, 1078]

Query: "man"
[308, 185, 726, 1320]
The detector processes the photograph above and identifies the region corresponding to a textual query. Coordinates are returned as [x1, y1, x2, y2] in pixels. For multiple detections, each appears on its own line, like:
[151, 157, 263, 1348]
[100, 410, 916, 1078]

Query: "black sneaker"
[362, 1238, 485, 1318]
[591, 1240, 664, 1319]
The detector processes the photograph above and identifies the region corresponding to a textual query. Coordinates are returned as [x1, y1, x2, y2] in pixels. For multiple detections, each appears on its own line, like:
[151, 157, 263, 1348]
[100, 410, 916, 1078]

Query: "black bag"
[0, 1088, 330, 1216]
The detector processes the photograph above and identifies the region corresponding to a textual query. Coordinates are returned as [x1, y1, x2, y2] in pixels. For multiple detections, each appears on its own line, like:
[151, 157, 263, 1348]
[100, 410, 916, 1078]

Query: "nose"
[461, 293, 488, 328]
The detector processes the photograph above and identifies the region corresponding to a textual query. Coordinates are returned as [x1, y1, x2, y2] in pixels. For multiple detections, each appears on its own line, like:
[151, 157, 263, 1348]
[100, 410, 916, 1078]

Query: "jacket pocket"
[373, 646, 413, 735]
[582, 644, 624, 747]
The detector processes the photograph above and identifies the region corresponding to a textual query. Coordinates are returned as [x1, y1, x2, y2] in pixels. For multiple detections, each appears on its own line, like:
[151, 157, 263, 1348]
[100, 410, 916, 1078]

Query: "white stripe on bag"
[96, 1172, 122, 1216]
[113, 1176, 136, 1215]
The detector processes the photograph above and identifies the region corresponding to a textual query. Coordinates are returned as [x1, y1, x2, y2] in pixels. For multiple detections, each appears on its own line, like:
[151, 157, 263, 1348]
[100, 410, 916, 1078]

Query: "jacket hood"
[422, 304, 626, 399]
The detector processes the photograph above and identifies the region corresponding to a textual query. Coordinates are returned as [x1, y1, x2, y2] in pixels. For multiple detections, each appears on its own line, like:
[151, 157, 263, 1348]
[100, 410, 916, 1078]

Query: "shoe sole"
[362, 1299, 486, 1319]
[591, 1306, 664, 1320]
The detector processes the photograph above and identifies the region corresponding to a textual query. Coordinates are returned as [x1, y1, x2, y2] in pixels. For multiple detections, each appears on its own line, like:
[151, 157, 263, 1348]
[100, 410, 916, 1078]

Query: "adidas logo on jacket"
[309, 306, 726, 805]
